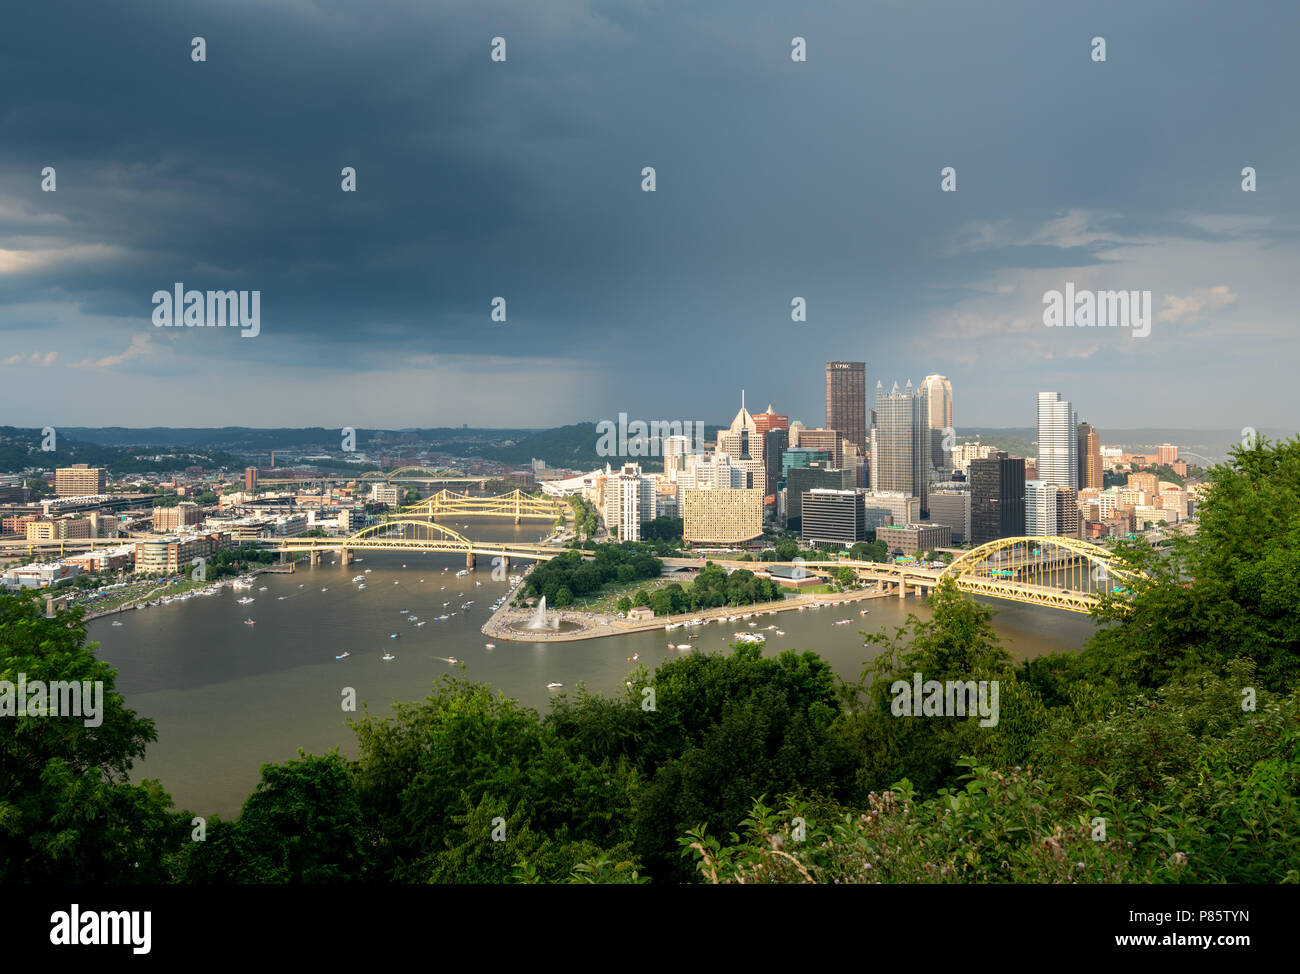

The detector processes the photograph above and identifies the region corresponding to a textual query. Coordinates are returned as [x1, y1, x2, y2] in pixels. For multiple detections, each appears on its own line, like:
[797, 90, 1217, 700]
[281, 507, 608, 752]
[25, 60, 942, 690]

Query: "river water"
[87, 519, 1098, 817]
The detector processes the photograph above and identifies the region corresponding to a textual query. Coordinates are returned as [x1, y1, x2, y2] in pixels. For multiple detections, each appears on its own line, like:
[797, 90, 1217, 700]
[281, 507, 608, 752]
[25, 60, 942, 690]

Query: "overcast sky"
[2, 0, 1297, 434]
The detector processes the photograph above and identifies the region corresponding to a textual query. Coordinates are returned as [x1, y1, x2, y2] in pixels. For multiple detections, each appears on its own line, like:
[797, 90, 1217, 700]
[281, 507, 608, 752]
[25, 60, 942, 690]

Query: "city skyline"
[2, 1, 1299, 431]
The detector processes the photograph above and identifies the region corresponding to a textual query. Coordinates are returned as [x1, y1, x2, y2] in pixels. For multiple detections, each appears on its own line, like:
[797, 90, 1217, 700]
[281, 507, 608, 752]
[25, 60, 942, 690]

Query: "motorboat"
[259, 587, 268, 592]
[111, 621, 123, 627]
[244, 619, 256, 626]
[447, 657, 459, 664]
[546, 682, 563, 689]
[382, 653, 395, 661]
[675, 644, 691, 650]
[335, 652, 350, 660]
[237, 597, 255, 605]
[389, 633, 400, 639]
[399, 608, 408, 613]
[485, 643, 495, 649]
[321, 588, 329, 592]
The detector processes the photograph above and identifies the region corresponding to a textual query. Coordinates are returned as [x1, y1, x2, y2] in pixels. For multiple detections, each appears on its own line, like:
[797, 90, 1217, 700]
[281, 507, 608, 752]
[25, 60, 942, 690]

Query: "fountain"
[526, 595, 560, 630]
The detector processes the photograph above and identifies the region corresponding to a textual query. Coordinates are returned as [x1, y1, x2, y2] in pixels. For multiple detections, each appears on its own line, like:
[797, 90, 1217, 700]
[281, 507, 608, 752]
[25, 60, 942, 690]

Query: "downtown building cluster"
[543, 365, 1198, 555]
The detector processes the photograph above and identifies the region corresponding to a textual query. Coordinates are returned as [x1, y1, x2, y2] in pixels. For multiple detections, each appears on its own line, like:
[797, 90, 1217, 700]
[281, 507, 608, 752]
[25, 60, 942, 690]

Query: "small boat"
[860, 609, 870, 615]
[456, 569, 469, 577]
[352, 576, 365, 583]
[321, 588, 329, 592]
[237, 597, 255, 605]
[400, 608, 408, 613]
[111, 621, 123, 627]
[364, 569, 372, 574]
[485, 643, 495, 649]
[675, 644, 692, 650]
[358, 584, 366, 590]
[447, 657, 459, 664]
[632, 653, 639, 661]
[775, 630, 785, 636]
[389, 633, 400, 639]
[417, 621, 426, 627]
[258, 587, 268, 592]
[546, 682, 563, 690]
[278, 596, 287, 600]
[335, 652, 350, 660]
[244, 618, 256, 626]
[382, 653, 395, 661]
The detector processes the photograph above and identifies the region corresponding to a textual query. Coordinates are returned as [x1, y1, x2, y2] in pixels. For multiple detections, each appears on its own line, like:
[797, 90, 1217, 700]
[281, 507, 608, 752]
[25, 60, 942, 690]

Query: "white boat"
[237, 597, 255, 605]
[447, 657, 459, 664]
[352, 576, 365, 583]
[358, 584, 366, 590]
[111, 621, 123, 627]
[258, 587, 268, 592]
[335, 652, 350, 660]
[417, 621, 426, 627]
[485, 643, 495, 649]
[321, 588, 329, 592]
[456, 569, 470, 577]
[775, 630, 785, 636]
[399, 608, 408, 613]
[675, 644, 692, 650]
[382, 653, 395, 661]
[364, 569, 372, 574]
[389, 633, 400, 639]
[546, 682, 563, 689]
[244, 618, 256, 626]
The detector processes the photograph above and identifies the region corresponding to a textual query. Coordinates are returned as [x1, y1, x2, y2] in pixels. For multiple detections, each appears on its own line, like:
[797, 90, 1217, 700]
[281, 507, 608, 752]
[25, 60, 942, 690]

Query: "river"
[86, 519, 1098, 817]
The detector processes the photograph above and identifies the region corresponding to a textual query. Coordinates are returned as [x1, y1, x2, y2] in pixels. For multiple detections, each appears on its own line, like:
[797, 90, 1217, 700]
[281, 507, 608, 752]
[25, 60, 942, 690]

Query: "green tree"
[0, 593, 183, 882]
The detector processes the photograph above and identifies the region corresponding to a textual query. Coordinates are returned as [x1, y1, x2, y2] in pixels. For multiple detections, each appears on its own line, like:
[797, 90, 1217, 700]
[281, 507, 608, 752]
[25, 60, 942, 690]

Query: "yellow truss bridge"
[688, 536, 1141, 613]
[400, 489, 564, 522]
[275, 519, 563, 570]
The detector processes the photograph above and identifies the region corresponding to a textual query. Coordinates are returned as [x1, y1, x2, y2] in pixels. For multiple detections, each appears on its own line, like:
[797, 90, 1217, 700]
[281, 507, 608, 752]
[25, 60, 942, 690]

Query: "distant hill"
[956, 427, 1299, 465]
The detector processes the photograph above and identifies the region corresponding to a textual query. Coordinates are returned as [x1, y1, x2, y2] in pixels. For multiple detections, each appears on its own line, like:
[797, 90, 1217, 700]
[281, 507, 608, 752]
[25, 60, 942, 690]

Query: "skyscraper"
[1036, 392, 1078, 488]
[970, 451, 1025, 545]
[870, 380, 929, 514]
[1077, 421, 1102, 490]
[825, 361, 867, 454]
[920, 374, 954, 430]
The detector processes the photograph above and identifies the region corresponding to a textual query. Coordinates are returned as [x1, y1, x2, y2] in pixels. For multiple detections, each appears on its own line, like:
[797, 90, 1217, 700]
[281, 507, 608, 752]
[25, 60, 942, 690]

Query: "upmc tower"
[825, 361, 866, 453]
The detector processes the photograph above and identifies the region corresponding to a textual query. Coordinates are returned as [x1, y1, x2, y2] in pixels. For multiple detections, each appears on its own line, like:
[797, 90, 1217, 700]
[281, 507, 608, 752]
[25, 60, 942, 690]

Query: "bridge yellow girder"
[401, 489, 563, 520]
[359, 466, 466, 481]
[274, 519, 560, 560]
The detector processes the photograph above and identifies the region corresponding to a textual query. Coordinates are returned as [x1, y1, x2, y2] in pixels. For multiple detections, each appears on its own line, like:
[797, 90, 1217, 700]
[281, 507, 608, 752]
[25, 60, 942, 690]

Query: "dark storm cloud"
[1, 0, 1297, 427]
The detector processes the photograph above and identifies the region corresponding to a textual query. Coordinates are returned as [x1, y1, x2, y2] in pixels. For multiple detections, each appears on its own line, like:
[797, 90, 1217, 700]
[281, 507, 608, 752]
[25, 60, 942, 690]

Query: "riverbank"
[482, 581, 902, 643]
[81, 561, 299, 622]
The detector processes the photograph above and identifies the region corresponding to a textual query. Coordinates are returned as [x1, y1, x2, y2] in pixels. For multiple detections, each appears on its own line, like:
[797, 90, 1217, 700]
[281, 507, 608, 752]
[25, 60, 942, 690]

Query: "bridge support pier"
[466, 552, 476, 570]
[310, 550, 322, 567]
[339, 548, 353, 567]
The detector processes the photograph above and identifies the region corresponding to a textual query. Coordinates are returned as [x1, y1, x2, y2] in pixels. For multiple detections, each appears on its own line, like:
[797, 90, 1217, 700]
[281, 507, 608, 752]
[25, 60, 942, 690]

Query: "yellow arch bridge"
[400, 489, 564, 522]
[275, 520, 563, 570]
[268, 530, 1139, 613]
[774, 536, 1140, 613]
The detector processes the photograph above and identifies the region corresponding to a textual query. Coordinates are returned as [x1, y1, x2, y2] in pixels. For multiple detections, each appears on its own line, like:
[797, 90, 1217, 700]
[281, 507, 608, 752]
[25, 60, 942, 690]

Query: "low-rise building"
[877, 523, 952, 555]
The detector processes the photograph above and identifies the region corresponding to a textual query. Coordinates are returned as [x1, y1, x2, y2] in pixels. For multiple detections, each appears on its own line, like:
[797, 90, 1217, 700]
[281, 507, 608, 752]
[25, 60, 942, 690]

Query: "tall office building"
[1036, 392, 1078, 488]
[969, 451, 1025, 545]
[1026, 480, 1079, 538]
[801, 489, 866, 548]
[921, 374, 954, 431]
[785, 464, 854, 526]
[604, 463, 654, 541]
[825, 361, 867, 454]
[793, 428, 842, 468]
[716, 398, 766, 498]
[752, 405, 789, 436]
[1077, 421, 1102, 490]
[55, 464, 106, 497]
[870, 380, 929, 515]
[663, 435, 693, 480]
[244, 466, 259, 492]
[762, 427, 788, 503]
